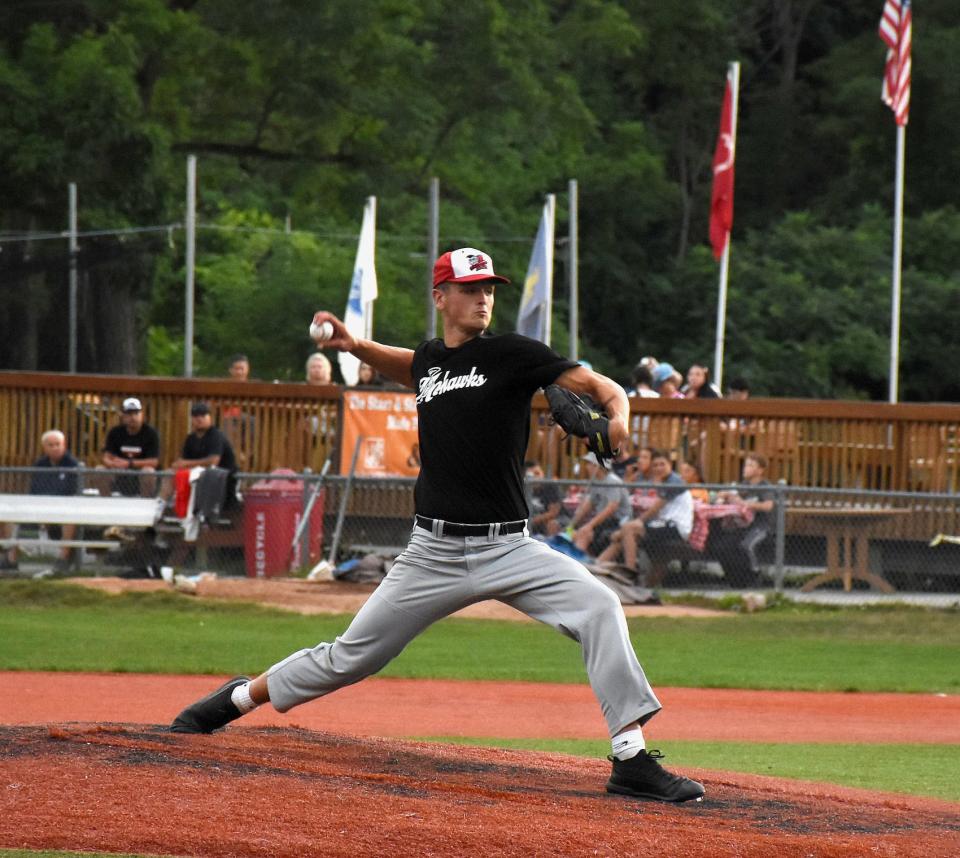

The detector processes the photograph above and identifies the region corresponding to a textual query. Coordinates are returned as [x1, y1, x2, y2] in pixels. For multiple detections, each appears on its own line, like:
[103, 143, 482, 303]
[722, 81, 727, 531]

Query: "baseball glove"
[543, 385, 618, 468]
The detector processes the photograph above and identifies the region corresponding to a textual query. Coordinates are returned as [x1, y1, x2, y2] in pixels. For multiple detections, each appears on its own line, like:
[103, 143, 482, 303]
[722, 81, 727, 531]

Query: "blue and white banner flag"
[516, 194, 555, 344]
[339, 197, 378, 385]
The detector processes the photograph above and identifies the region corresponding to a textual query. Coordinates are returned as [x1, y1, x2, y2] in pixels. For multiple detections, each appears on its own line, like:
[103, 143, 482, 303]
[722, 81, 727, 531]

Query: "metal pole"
[184, 155, 197, 378]
[328, 436, 363, 565]
[888, 123, 906, 403]
[68, 183, 78, 373]
[567, 179, 579, 360]
[292, 457, 333, 561]
[426, 177, 439, 339]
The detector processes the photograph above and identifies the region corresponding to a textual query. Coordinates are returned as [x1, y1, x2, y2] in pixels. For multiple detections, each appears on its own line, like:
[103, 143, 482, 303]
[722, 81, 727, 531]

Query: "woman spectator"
[682, 363, 722, 398]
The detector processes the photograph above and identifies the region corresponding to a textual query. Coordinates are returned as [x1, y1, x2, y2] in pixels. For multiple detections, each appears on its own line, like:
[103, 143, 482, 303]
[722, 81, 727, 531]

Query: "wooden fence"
[2, 371, 960, 492]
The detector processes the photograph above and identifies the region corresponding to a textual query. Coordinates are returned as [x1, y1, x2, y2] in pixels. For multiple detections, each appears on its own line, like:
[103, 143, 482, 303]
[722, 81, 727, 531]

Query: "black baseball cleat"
[606, 749, 705, 802]
[170, 676, 250, 734]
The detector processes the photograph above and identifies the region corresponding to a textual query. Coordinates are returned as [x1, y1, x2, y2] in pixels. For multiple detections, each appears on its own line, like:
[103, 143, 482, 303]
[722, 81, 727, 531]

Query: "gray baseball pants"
[266, 523, 662, 736]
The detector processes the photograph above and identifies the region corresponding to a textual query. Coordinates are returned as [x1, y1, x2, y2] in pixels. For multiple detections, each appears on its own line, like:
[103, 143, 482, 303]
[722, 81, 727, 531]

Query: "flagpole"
[426, 177, 439, 339]
[713, 61, 739, 394]
[364, 195, 376, 340]
[544, 193, 555, 347]
[888, 123, 905, 403]
[567, 180, 579, 360]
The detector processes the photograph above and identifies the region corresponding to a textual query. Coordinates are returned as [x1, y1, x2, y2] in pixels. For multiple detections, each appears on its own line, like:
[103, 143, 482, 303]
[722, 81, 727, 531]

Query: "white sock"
[612, 727, 646, 760]
[230, 682, 258, 714]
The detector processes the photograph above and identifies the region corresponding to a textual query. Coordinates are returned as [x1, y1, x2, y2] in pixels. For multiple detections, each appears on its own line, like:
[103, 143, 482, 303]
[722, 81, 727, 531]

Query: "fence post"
[773, 479, 787, 591]
[328, 436, 363, 565]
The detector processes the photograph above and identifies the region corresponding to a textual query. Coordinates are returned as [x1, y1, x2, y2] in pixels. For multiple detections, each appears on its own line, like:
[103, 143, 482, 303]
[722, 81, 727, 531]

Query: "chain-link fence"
[2, 467, 959, 605]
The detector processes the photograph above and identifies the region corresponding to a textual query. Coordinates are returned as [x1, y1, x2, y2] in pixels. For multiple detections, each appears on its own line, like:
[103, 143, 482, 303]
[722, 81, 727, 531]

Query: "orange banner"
[339, 390, 420, 477]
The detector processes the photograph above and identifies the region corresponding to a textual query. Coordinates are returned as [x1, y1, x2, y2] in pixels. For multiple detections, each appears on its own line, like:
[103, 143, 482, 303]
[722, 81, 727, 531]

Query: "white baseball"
[309, 320, 334, 342]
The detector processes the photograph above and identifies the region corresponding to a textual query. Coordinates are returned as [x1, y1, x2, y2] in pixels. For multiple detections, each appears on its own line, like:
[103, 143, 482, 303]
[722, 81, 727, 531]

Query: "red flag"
[878, 0, 911, 126]
[709, 68, 735, 261]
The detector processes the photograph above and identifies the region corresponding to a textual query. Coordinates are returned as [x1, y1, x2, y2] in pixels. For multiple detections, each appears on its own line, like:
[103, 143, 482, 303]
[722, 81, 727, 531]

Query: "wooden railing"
[0, 372, 339, 475]
[528, 396, 960, 492]
[2, 372, 960, 492]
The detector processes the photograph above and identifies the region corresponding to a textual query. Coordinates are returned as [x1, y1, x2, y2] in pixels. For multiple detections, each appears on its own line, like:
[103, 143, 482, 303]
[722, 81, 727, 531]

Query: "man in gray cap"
[101, 397, 161, 497]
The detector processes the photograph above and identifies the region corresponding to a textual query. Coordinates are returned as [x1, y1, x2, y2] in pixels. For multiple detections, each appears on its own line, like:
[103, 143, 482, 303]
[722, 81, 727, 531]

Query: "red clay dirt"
[1, 723, 958, 858]
[3, 673, 960, 857]
[5, 671, 960, 744]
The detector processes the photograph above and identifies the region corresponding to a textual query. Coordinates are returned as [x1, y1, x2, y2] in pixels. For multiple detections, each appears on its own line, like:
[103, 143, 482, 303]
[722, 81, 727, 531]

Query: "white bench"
[0, 494, 165, 554]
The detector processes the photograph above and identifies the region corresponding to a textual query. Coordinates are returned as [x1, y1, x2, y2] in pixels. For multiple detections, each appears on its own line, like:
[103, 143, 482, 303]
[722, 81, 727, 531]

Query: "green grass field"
[1, 580, 958, 803]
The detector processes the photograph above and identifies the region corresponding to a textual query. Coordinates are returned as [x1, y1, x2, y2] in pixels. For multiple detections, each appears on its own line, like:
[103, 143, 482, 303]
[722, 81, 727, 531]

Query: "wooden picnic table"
[787, 506, 911, 593]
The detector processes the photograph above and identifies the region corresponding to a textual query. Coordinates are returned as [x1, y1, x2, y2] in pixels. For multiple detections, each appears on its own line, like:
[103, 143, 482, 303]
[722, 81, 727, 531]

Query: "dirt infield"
[70, 575, 728, 620]
[6, 672, 960, 744]
[2, 724, 958, 858]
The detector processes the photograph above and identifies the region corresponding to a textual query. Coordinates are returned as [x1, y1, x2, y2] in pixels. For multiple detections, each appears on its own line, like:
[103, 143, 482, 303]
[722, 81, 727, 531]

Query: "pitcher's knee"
[583, 578, 624, 621]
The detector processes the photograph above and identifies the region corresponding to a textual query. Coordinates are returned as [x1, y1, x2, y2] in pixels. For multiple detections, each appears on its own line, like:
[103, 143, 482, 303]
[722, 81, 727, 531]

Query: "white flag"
[516, 195, 555, 344]
[338, 197, 378, 385]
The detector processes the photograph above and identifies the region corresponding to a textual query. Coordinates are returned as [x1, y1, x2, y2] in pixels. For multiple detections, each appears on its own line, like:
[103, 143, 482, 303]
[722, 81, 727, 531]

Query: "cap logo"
[467, 253, 489, 273]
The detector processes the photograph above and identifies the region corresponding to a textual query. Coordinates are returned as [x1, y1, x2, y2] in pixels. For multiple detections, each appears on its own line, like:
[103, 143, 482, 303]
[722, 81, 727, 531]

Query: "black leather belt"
[415, 515, 527, 538]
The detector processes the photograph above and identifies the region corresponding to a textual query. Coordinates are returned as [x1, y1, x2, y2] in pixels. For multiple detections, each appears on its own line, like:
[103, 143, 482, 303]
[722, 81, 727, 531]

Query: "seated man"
[0, 429, 81, 573]
[598, 449, 693, 585]
[170, 402, 240, 512]
[709, 454, 775, 587]
[101, 397, 160, 496]
[524, 459, 563, 536]
[568, 455, 631, 557]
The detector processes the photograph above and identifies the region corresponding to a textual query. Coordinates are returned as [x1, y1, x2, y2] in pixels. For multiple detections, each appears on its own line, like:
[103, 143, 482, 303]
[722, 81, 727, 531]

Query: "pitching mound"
[2, 725, 958, 858]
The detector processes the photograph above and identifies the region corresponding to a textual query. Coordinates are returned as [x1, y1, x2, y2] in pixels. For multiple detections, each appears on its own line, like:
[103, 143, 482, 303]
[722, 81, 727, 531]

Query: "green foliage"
[2, 0, 960, 399]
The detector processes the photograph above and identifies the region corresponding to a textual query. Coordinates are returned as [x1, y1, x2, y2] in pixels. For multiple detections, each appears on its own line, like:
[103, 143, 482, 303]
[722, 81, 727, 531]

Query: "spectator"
[598, 449, 693, 584]
[355, 362, 386, 387]
[222, 357, 255, 469]
[611, 449, 638, 480]
[0, 429, 81, 573]
[227, 354, 251, 381]
[652, 363, 684, 398]
[627, 363, 659, 449]
[524, 460, 563, 536]
[630, 446, 654, 486]
[721, 377, 751, 432]
[682, 363, 721, 399]
[171, 402, 239, 511]
[568, 454, 631, 556]
[709, 454, 775, 587]
[726, 377, 749, 400]
[305, 352, 333, 386]
[101, 398, 161, 497]
[628, 363, 660, 399]
[678, 460, 710, 504]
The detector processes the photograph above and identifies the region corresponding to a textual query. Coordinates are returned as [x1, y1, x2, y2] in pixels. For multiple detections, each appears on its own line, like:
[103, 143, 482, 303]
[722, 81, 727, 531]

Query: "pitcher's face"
[436, 282, 495, 334]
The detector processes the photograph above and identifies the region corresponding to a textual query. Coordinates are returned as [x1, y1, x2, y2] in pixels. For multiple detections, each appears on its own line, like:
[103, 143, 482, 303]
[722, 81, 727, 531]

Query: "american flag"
[878, 0, 911, 126]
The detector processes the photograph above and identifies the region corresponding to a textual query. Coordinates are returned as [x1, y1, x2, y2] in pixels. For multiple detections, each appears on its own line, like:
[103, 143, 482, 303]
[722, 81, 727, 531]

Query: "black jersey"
[412, 332, 577, 522]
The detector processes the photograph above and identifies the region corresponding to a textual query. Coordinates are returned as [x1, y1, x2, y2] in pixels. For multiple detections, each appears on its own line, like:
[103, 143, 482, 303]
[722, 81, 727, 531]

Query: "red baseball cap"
[432, 247, 511, 287]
